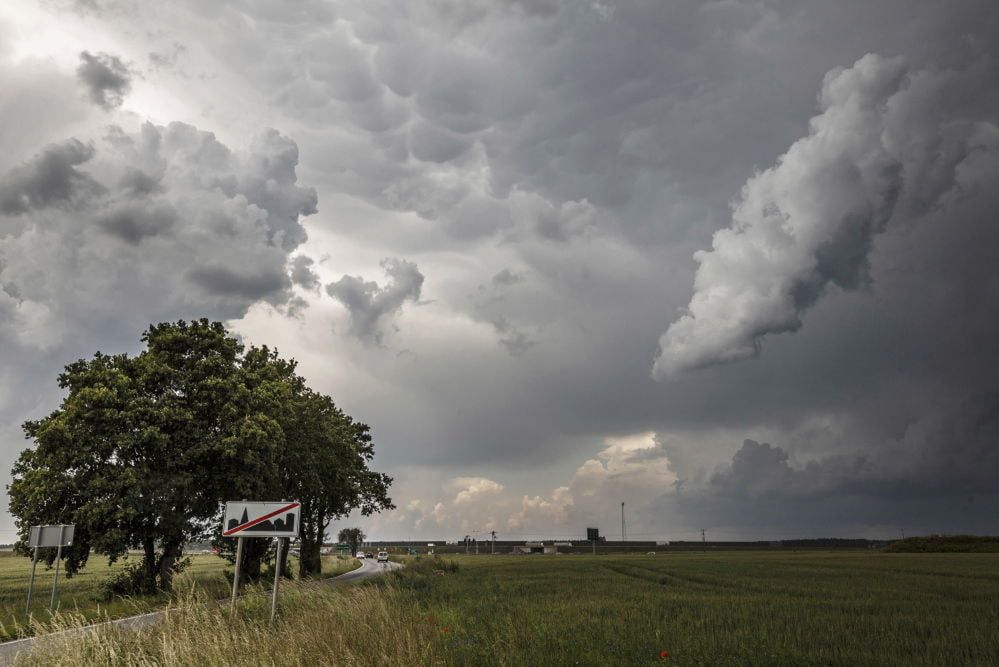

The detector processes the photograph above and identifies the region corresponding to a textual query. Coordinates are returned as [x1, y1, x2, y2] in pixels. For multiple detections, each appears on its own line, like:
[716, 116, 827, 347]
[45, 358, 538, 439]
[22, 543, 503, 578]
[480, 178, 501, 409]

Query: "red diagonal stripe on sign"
[224, 502, 300, 536]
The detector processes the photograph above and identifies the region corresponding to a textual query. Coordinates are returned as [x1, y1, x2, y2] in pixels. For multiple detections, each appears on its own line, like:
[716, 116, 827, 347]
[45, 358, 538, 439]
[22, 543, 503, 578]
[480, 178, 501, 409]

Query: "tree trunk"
[299, 540, 322, 578]
[157, 542, 182, 591]
[280, 537, 293, 579]
[242, 538, 266, 583]
[142, 537, 158, 594]
[298, 507, 324, 578]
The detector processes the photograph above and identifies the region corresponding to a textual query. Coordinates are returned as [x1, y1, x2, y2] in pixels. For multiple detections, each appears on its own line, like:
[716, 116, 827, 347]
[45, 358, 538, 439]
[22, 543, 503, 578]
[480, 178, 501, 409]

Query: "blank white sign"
[28, 525, 75, 548]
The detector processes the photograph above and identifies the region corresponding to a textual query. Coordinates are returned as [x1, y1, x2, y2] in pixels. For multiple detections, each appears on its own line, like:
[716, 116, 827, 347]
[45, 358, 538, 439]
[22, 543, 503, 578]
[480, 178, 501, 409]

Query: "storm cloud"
[76, 51, 132, 110]
[654, 53, 999, 377]
[1, 0, 998, 542]
[0, 139, 104, 214]
[326, 258, 425, 344]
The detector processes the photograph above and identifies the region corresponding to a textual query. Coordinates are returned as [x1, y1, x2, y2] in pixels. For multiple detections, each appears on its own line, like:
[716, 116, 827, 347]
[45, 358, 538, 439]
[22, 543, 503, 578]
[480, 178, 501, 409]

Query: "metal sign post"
[25, 546, 39, 614]
[270, 537, 284, 626]
[50, 525, 65, 611]
[230, 536, 245, 614]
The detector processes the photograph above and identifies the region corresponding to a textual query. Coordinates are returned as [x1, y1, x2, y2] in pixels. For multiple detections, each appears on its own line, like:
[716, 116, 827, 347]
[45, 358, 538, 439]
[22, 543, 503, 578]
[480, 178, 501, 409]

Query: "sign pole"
[50, 525, 65, 611]
[270, 537, 284, 626]
[26, 546, 39, 614]
[230, 536, 245, 613]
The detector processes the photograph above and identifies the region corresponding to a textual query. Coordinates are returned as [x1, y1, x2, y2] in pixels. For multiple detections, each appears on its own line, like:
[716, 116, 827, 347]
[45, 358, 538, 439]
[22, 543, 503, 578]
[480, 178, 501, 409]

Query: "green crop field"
[377, 551, 999, 666]
[0, 550, 359, 642]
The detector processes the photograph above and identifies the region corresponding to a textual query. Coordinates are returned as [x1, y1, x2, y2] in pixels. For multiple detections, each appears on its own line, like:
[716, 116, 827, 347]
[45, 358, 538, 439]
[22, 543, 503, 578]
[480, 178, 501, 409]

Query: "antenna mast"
[621, 501, 626, 541]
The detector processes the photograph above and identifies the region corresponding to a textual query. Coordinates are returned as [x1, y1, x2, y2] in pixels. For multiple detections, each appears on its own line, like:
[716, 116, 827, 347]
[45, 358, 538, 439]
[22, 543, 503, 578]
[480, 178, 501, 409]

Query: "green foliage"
[337, 528, 366, 557]
[883, 534, 999, 552]
[99, 561, 156, 599]
[8, 319, 393, 592]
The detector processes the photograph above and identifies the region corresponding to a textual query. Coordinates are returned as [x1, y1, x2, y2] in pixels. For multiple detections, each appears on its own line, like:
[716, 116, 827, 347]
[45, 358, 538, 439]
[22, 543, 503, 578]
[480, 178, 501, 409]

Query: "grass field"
[377, 551, 999, 666]
[0, 550, 359, 642]
[13, 550, 999, 665]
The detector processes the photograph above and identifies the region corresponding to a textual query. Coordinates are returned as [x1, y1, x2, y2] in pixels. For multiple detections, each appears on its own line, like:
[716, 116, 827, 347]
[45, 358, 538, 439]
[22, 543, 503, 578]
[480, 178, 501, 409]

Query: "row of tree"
[8, 320, 392, 593]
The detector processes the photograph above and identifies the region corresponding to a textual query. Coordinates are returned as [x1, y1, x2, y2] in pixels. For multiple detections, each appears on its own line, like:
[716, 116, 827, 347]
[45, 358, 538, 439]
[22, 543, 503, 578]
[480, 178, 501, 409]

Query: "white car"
[377, 551, 389, 563]
[356, 551, 365, 558]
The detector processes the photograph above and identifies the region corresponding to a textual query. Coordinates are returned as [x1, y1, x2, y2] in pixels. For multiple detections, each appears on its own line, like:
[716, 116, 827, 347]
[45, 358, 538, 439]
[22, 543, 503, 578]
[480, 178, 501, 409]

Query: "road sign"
[223, 501, 300, 538]
[25, 524, 75, 613]
[223, 501, 298, 625]
[29, 524, 74, 548]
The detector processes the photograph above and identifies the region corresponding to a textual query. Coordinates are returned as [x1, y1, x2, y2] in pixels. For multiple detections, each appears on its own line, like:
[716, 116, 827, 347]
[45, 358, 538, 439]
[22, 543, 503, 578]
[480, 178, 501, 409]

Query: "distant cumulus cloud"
[326, 258, 424, 344]
[452, 477, 505, 504]
[76, 51, 133, 110]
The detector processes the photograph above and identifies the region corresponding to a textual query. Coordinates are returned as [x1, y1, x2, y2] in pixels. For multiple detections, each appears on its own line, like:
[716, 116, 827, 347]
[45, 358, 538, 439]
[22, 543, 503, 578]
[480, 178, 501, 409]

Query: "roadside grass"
[0, 551, 358, 642]
[15, 575, 433, 667]
[12, 551, 999, 666]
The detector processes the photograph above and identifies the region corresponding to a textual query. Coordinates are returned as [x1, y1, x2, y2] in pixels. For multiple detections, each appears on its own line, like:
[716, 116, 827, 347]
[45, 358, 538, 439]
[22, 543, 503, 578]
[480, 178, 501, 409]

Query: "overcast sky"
[1, 0, 997, 544]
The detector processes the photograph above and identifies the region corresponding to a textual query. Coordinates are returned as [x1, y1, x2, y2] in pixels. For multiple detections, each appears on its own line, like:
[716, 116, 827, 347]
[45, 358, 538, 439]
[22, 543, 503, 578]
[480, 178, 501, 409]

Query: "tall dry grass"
[13, 578, 439, 666]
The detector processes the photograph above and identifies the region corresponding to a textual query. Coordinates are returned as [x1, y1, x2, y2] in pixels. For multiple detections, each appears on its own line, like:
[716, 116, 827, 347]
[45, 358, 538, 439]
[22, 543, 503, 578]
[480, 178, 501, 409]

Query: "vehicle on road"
[366, 552, 374, 558]
[356, 552, 365, 558]
[377, 551, 388, 562]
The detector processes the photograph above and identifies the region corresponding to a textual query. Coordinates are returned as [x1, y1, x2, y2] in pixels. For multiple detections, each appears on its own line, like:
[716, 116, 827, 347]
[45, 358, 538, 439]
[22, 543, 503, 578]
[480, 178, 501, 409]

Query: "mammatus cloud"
[653, 53, 997, 378]
[326, 258, 424, 344]
[76, 51, 132, 110]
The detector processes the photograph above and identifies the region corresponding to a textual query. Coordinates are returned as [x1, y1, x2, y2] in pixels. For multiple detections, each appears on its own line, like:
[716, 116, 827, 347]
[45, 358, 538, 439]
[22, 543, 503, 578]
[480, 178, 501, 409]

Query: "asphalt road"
[0, 557, 401, 665]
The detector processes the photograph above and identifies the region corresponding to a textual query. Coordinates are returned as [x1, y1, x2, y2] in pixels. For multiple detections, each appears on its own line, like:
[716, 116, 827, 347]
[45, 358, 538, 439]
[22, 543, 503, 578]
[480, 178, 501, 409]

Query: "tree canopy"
[337, 528, 366, 557]
[8, 319, 392, 592]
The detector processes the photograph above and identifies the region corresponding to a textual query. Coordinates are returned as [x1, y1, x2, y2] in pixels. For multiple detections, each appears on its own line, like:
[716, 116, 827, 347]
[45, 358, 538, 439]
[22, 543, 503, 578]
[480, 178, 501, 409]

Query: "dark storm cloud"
[97, 200, 176, 244]
[326, 259, 424, 344]
[117, 167, 165, 197]
[238, 129, 318, 251]
[490, 316, 536, 357]
[668, 404, 999, 537]
[0, 121, 316, 334]
[289, 255, 320, 290]
[187, 264, 291, 301]
[491, 268, 523, 287]
[0, 140, 104, 214]
[76, 51, 132, 110]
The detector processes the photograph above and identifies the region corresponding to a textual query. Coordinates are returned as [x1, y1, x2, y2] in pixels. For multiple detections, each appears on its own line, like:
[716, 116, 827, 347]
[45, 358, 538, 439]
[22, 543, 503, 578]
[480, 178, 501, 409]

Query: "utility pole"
[701, 528, 706, 550]
[464, 535, 469, 554]
[491, 530, 496, 554]
[621, 501, 626, 542]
